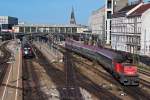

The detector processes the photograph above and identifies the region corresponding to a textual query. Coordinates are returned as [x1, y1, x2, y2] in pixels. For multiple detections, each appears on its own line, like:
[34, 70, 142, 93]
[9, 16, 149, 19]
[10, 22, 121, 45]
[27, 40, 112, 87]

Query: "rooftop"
[129, 3, 150, 17]
[14, 24, 88, 28]
[0, 16, 18, 18]
[112, 4, 138, 18]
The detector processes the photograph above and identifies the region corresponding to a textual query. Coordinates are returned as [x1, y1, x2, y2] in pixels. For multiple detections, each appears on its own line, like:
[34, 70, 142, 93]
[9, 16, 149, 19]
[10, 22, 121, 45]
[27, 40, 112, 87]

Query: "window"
[107, 0, 112, 8]
[60, 27, 65, 33]
[110, 20, 112, 30]
[107, 11, 112, 19]
[37, 27, 43, 32]
[72, 28, 77, 33]
[43, 27, 47, 33]
[146, 46, 147, 52]
[49, 27, 53, 32]
[105, 21, 107, 30]
[2, 24, 9, 29]
[31, 27, 36, 32]
[25, 27, 30, 32]
[66, 28, 71, 33]
[55, 27, 59, 33]
[19, 27, 24, 32]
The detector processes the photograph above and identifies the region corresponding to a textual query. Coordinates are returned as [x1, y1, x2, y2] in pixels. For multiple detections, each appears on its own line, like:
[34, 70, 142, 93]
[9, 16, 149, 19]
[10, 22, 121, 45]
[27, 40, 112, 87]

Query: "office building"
[0, 16, 18, 32]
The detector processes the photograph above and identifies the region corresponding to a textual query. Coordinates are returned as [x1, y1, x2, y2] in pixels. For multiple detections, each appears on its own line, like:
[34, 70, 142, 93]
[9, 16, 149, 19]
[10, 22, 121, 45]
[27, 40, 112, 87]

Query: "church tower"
[70, 7, 76, 25]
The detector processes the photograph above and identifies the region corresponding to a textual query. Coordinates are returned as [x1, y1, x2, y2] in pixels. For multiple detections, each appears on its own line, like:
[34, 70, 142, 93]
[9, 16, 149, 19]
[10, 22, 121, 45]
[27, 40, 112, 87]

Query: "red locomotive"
[65, 39, 139, 85]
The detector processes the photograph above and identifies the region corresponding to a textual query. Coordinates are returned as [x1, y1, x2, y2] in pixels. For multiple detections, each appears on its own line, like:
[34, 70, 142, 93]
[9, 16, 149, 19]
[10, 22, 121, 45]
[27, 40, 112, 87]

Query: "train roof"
[66, 39, 126, 62]
[96, 48, 125, 62]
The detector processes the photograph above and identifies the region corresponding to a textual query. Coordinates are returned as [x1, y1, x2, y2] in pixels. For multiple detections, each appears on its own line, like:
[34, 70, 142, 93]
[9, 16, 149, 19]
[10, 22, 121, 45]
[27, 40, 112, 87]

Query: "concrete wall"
[89, 7, 105, 35]
[141, 9, 150, 56]
[114, 0, 128, 12]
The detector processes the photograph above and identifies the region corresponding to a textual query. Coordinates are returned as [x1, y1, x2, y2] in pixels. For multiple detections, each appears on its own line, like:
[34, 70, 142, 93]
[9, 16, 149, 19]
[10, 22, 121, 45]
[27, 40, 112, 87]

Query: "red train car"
[65, 39, 139, 85]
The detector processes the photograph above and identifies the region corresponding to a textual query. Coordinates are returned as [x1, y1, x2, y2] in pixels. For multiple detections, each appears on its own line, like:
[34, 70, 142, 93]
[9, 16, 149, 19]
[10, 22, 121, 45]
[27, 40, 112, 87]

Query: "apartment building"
[89, 0, 128, 45]
[111, 2, 150, 56]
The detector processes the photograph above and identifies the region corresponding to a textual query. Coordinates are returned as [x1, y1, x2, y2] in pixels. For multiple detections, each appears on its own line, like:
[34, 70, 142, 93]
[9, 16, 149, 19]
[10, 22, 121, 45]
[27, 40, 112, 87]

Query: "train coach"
[65, 39, 139, 86]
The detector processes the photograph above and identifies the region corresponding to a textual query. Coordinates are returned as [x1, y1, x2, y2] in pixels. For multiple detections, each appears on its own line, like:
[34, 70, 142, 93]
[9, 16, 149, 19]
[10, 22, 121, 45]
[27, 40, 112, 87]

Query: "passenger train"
[65, 39, 139, 85]
[22, 43, 34, 58]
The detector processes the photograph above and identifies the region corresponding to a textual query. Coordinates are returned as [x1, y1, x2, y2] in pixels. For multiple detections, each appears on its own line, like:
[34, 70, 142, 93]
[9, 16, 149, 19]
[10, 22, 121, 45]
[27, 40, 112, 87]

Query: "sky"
[0, 0, 149, 25]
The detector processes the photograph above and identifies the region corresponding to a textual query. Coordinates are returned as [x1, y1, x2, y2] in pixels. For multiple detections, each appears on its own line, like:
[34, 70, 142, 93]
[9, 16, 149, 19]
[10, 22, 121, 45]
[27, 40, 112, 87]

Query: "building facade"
[89, 7, 105, 35]
[89, 0, 128, 45]
[140, 8, 150, 56]
[89, 7, 105, 46]
[0, 16, 18, 32]
[105, 0, 128, 45]
[111, 2, 150, 56]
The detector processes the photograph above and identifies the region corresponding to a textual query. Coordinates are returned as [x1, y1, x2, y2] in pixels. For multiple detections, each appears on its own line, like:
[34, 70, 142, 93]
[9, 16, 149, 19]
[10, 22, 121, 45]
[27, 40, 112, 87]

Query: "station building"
[12, 24, 88, 34]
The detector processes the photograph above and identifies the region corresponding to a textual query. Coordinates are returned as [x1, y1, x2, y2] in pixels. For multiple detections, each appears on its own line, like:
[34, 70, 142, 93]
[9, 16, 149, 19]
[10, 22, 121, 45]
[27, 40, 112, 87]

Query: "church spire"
[70, 7, 76, 24]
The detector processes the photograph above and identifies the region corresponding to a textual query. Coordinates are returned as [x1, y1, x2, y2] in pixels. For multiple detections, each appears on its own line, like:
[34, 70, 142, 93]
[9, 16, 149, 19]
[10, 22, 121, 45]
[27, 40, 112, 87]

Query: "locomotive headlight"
[25, 51, 28, 54]
[124, 79, 128, 82]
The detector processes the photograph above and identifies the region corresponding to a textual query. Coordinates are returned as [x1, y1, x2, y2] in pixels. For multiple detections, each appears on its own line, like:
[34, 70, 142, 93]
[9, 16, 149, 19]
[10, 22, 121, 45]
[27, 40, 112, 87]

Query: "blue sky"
[0, 0, 149, 25]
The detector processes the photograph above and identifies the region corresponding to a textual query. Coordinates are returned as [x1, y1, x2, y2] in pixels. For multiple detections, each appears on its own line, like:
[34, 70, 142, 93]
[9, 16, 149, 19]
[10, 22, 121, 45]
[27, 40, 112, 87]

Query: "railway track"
[76, 71, 122, 100]
[63, 44, 150, 94]
[73, 54, 150, 100]
[63, 52, 83, 100]
[74, 55, 150, 88]
[139, 68, 150, 77]
[0, 41, 11, 86]
[22, 58, 46, 100]
[33, 45, 67, 99]
[33, 44, 83, 100]
[0, 41, 11, 64]
[34, 44, 122, 100]
[139, 55, 150, 66]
